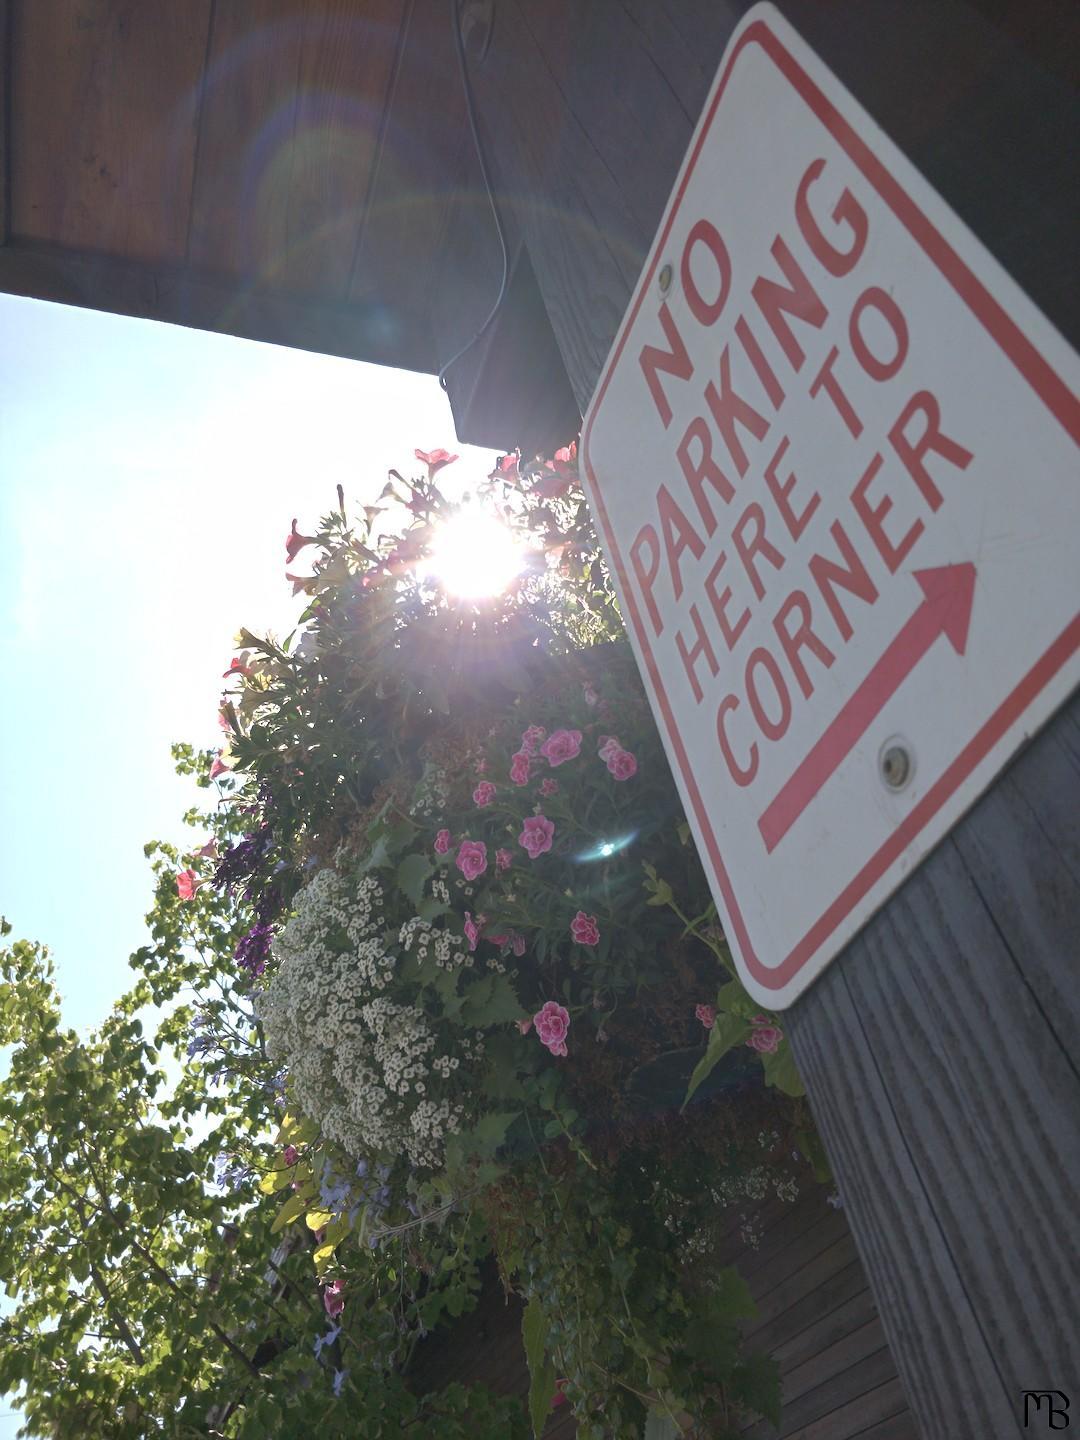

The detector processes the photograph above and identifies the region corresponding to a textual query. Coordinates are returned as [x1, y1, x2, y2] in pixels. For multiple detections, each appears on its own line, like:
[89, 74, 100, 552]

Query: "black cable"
[437, 0, 512, 392]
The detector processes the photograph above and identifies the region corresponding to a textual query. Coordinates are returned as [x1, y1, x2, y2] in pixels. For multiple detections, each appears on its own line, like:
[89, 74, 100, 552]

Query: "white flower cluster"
[398, 916, 469, 971]
[411, 763, 450, 820]
[261, 861, 465, 1169]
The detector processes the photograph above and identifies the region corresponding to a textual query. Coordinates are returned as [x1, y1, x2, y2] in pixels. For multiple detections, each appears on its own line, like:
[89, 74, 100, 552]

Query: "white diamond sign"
[580, 4, 1080, 1007]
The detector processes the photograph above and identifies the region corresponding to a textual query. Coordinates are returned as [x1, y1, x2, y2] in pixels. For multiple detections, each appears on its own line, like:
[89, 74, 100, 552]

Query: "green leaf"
[416, 896, 449, 923]
[522, 1298, 557, 1440]
[460, 973, 522, 1027]
[761, 1042, 805, 1096]
[396, 853, 434, 908]
[681, 1012, 751, 1112]
[270, 1190, 308, 1234]
[645, 877, 674, 907]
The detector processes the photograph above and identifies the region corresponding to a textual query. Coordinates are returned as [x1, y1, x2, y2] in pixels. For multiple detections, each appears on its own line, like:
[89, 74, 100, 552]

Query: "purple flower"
[314, 1324, 340, 1358]
[234, 922, 273, 977]
[333, 1367, 349, 1396]
[214, 823, 274, 891]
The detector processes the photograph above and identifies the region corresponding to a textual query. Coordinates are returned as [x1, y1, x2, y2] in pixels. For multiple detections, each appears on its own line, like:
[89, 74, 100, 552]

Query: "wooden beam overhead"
[0, 239, 434, 375]
[10, 0, 212, 264]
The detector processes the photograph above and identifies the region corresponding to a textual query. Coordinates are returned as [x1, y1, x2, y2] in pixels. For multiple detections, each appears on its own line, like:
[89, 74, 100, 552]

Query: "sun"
[424, 507, 523, 599]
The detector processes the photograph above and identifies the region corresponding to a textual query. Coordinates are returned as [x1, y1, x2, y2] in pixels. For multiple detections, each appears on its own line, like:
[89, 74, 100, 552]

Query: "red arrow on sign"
[758, 563, 977, 854]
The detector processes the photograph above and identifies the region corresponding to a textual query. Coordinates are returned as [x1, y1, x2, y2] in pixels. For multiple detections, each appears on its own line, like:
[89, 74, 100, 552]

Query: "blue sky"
[0, 292, 495, 1432]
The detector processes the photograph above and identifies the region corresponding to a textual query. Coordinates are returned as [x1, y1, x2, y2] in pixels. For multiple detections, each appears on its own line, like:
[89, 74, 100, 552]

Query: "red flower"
[540, 728, 582, 767]
[464, 912, 481, 952]
[434, 828, 452, 855]
[414, 447, 459, 478]
[285, 519, 317, 565]
[495, 452, 520, 482]
[695, 1004, 716, 1030]
[510, 751, 531, 786]
[222, 651, 253, 680]
[533, 441, 578, 500]
[209, 756, 230, 781]
[519, 814, 555, 860]
[520, 725, 546, 756]
[607, 748, 638, 781]
[533, 1000, 570, 1057]
[747, 1015, 783, 1053]
[175, 870, 203, 901]
[323, 1279, 345, 1318]
[455, 839, 488, 882]
[570, 911, 600, 946]
[283, 1145, 299, 1167]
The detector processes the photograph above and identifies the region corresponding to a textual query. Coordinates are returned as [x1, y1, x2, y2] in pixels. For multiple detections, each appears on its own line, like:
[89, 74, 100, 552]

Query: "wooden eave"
[0, 1, 494, 384]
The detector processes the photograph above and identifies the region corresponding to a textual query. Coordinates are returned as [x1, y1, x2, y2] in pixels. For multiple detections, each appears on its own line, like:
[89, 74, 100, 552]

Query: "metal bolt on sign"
[879, 742, 914, 791]
[657, 262, 673, 296]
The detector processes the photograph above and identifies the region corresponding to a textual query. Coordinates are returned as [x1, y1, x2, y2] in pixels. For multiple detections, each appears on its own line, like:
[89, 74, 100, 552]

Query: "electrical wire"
[437, 0, 512, 392]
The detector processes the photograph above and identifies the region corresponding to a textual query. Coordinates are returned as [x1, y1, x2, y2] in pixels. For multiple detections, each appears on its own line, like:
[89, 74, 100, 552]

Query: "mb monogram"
[1023, 1392, 1071, 1430]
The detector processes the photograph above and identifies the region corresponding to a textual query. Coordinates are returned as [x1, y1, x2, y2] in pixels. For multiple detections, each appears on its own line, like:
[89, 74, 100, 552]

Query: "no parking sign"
[581, 4, 1080, 1006]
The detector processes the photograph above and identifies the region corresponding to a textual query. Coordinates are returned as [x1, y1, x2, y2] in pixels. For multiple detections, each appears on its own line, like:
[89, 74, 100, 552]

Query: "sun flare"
[424, 508, 523, 599]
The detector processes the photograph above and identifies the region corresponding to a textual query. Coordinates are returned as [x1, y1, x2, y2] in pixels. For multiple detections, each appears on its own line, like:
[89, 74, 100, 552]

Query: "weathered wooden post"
[464, 4, 1080, 1436]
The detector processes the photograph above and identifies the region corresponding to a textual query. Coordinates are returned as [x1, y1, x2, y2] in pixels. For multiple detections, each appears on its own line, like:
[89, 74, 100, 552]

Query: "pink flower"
[597, 735, 621, 762]
[175, 869, 203, 901]
[473, 781, 497, 807]
[747, 1017, 783, 1054]
[695, 1004, 716, 1030]
[496, 452, 520, 483]
[512, 934, 526, 957]
[209, 756, 230, 781]
[283, 1145, 299, 1167]
[520, 725, 547, 756]
[434, 828, 452, 855]
[510, 751, 531, 786]
[540, 777, 559, 796]
[534, 471, 572, 501]
[475, 757, 488, 774]
[533, 443, 578, 500]
[519, 814, 555, 860]
[194, 839, 219, 861]
[464, 912, 481, 952]
[534, 1000, 570, 1056]
[495, 848, 513, 872]
[323, 1279, 345, 1318]
[582, 683, 599, 707]
[415, 447, 459, 478]
[455, 839, 488, 882]
[285, 519, 317, 565]
[607, 748, 638, 781]
[540, 729, 582, 767]
[516, 1017, 533, 1035]
[570, 911, 600, 946]
[486, 931, 509, 946]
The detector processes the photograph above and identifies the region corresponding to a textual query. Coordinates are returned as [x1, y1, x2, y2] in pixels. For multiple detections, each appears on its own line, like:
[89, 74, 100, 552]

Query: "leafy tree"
[0, 905, 523, 1437]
